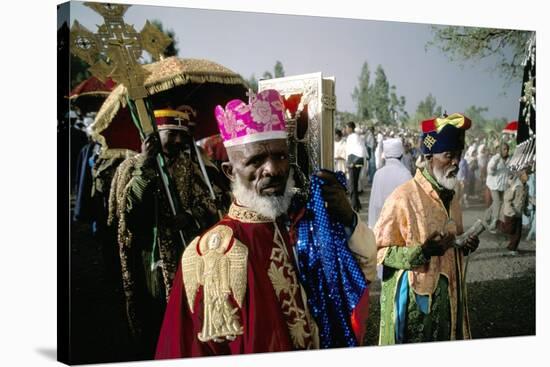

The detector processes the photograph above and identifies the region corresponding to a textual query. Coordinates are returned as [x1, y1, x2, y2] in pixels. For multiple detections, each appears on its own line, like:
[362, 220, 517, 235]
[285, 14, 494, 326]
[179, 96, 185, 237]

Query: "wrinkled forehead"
[433, 150, 463, 160]
[227, 139, 288, 161]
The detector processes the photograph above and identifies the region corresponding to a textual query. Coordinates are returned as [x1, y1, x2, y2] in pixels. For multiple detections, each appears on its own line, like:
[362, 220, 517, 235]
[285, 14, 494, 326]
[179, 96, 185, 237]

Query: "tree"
[390, 85, 408, 124]
[416, 93, 442, 119]
[462, 105, 507, 144]
[371, 65, 391, 123]
[245, 61, 286, 93]
[335, 110, 359, 130]
[246, 74, 259, 92]
[151, 20, 179, 57]
[403, 93, 442, 129]
[274, 61, 285, 78]
[351, 61, 373, 120]
[262, 71, 274, 80]
[427, 26, 533, 82]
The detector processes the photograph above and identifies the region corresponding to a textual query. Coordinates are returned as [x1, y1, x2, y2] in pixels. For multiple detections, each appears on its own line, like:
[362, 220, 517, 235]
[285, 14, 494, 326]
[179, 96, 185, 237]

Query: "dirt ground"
[67, 188, 536, 364]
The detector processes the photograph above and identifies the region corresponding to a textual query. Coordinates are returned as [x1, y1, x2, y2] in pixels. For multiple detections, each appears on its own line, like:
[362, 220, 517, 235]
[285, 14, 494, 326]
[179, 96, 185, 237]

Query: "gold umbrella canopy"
[91, 56, 249, 152]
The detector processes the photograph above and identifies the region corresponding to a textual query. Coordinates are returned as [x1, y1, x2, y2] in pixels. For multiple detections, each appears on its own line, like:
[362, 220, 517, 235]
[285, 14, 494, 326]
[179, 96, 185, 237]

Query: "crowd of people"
[71, 85, 535, 361]
[334, 119, 536, 257]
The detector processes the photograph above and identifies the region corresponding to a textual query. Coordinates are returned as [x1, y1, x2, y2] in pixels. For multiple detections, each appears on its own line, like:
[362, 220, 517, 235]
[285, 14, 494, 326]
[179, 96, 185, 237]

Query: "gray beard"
[433, 165, 458, 190]
[231, 172, 296, 220]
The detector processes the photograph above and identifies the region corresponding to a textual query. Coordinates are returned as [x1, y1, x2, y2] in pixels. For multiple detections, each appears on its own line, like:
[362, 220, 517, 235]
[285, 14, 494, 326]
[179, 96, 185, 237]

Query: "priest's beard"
[433, 165, 458, 190]
[231, 171, 296, 220]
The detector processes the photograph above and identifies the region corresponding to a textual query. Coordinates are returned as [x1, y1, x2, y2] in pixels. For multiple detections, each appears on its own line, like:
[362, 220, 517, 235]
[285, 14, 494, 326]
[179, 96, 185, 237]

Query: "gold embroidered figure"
[181, 225, 248, 343]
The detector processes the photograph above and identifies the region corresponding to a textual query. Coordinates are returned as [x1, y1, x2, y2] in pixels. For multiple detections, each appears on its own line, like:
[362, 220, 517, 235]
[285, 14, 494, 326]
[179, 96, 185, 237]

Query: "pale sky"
[67, 1, 528, 122]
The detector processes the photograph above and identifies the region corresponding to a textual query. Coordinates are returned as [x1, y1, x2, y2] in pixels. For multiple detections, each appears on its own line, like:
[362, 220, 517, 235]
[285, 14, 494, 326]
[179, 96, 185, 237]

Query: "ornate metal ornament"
[140, 20, 173, 61]
[69, 3, 175, 109]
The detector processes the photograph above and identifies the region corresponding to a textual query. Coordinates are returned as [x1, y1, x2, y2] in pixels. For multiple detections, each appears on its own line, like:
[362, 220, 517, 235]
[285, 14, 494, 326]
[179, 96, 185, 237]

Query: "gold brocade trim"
[267, 224, 312, 349]
[107, 155, 144, 248]
[227, 203, 274, 223]
[99, 148, 137, 160]
[171, 155, 193, 209]
[181, 225, 248, 343]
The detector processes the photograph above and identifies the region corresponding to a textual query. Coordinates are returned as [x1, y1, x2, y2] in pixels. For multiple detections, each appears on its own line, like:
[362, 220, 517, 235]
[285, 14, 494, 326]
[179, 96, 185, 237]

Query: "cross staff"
[71, 2, 188, 247]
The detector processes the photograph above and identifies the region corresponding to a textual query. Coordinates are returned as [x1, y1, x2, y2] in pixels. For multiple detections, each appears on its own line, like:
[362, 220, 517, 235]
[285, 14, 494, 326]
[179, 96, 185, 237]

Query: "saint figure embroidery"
[181, 225, 248, 343]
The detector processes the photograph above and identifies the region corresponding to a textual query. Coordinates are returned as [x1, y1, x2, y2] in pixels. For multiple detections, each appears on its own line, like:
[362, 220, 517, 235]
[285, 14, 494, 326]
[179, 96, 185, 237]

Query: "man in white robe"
[368, 138, 412, 228]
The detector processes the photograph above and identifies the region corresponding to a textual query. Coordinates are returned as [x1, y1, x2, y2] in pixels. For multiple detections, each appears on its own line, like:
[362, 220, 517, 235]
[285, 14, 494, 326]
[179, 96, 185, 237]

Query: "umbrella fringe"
[90, 84, 129, 150]
[146, 74, 246, 94]
[69, 91, 112, 100]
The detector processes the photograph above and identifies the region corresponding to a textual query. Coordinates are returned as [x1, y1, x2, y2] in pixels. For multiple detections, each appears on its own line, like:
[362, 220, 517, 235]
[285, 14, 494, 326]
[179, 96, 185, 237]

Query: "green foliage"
[245, 61, 285, 92]
[246, 74, 259, 93]
[403, 93, 443, 130]
[416, 93, 442, 119]
[463, 105, 507, 144]
[352, 62, 407, 125]
[335, 110, 359, 130]
[351, 61, 373, 120]
[274, 61, 285, 78]
[150, 20, 179, 57]
[262, 71, 274, 80]
[371, 65, 391, 123]
[427, 26, 532, 82]
[390, 87, 409, 124]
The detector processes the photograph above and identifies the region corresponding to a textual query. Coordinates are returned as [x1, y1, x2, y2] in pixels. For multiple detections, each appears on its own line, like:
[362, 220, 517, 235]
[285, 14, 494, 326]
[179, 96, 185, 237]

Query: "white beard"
[433, 165, 458, 190]
[231, 172, 296, 220]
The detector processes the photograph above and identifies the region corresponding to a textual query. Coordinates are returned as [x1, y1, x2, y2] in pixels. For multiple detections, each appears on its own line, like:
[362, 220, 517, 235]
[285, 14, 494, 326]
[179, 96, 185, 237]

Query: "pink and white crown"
[215, 89, 287, 147]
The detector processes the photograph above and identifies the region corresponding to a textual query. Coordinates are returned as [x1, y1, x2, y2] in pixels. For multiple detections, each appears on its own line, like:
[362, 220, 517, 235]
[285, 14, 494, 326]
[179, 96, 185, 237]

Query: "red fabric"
[503, 120, 518, 133]
[282, 94, 302, 116]
[155, 216, 310, 359]
[69, 76, 115, 97]
[421, 115, 471, 133]
[350, 288, 370, 345]
[155, 116, 180, 127]
[203, 134, 228, 162]
[462, 116, 472, 130]
[101, 108, 142, 152]
[421, 118, 437, 133]
[155, 212, 371, 358]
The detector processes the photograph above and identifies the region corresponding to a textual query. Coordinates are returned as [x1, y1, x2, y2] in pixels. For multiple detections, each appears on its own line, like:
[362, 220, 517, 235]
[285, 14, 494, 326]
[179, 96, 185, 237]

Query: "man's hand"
[315, 171, 355, 227]
[462, 234, 479, 256]
[422, 231, 455, 258]
[141, 133, 161, 165]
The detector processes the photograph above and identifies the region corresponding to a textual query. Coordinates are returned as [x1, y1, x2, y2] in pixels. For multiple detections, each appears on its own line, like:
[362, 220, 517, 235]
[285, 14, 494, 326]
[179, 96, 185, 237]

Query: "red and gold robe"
[155, 203, 376, 358]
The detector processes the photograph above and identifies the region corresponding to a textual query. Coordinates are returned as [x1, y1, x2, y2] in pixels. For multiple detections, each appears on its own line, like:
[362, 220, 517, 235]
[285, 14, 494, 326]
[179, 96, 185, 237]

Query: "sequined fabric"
[296, 172, 367, 348]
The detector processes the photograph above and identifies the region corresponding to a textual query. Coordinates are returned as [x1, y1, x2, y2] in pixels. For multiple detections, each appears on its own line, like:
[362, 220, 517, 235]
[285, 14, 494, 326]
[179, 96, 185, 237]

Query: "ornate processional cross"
[70, 2, 188, 246]
[70, 2, 172, 134]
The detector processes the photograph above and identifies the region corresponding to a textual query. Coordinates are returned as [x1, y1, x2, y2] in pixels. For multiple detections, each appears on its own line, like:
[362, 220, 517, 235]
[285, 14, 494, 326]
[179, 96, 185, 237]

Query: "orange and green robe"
[374, 169, 471, 344]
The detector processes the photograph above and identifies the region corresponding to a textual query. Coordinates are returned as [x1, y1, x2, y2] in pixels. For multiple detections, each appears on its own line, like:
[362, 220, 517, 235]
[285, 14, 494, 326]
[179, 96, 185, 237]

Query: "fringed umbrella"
[90, 56, 248, 157]
[69, 76, 116, 115]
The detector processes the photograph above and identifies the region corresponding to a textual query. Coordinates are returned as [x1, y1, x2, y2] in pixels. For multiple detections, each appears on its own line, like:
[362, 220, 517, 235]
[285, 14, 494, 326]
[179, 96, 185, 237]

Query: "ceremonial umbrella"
[68, 76, 116, 115]
[503, 120, 518, 134]
[90, 56, 248, 156]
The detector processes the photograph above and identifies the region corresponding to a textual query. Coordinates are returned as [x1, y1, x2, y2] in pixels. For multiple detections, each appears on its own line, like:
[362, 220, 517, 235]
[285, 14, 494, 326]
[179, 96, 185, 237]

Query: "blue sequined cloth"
[296, 171, 368, 348]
